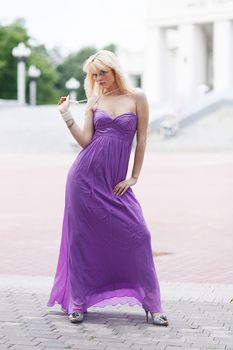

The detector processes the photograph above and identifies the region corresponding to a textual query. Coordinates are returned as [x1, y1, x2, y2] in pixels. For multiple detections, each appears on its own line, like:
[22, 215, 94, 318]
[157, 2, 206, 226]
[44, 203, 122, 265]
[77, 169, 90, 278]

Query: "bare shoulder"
[131, 88, 148, 115]
[86, 95, 100, 112]
[132, 87, 147, 98]
[87, 95, 99, 105]
[131, 87, 148, 106]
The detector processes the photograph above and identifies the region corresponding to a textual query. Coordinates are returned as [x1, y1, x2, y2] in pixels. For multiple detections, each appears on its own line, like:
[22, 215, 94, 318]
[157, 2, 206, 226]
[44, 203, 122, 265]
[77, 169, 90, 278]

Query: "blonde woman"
[47, 50, 168, 326]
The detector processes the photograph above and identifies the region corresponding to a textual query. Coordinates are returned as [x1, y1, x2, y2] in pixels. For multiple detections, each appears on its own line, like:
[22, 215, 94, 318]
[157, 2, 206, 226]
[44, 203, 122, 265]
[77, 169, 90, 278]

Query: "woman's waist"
[92, 130, 134, 143]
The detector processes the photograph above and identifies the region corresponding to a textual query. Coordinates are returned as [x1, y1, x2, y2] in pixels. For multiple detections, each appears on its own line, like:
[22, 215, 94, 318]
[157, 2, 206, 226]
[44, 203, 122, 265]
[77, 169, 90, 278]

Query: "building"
[143, 0, 233, 108]
[116, 47, 143, 88]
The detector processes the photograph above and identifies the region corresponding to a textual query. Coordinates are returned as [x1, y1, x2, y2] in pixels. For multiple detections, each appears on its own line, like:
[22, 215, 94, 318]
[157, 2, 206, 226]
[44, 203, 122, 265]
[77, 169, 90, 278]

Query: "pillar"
[213, 20, 233, 91]
[143, 26, 166, 106]
[177, 23, 207, 102]
[29, 79, 37, 106]
[17, 59, 26, 105]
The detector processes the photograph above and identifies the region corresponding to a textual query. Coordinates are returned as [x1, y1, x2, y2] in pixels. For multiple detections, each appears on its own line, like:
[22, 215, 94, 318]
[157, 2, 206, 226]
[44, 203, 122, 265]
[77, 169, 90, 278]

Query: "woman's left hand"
[113, 177, 137, 196]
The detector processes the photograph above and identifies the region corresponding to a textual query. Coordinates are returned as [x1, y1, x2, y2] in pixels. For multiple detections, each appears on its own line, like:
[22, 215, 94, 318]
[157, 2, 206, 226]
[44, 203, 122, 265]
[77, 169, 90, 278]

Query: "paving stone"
[0, 278, 233, 350]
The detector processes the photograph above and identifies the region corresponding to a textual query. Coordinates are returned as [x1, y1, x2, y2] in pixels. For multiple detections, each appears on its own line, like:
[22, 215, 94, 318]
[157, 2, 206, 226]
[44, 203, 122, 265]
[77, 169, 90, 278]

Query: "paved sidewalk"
[0, 275, 233, 350]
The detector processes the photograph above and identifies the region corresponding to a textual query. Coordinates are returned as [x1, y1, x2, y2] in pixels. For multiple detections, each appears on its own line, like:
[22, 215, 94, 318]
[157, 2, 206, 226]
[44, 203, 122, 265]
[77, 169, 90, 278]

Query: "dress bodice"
[92, 108, 138, 143]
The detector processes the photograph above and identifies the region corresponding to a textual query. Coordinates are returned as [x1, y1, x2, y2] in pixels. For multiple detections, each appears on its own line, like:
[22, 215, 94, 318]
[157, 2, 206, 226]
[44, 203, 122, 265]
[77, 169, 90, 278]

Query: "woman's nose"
[96, 76, 103, 82]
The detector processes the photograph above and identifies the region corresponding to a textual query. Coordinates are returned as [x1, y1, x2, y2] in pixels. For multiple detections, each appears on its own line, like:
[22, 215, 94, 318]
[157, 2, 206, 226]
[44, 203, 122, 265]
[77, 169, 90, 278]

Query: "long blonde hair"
[83, 50, 135, 109]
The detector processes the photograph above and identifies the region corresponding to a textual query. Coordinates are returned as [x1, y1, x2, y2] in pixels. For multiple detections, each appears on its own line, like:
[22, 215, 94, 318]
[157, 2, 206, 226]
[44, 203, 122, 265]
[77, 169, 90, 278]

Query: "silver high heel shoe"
[68, 311, 84, 323]
[145, 310, 169, 326]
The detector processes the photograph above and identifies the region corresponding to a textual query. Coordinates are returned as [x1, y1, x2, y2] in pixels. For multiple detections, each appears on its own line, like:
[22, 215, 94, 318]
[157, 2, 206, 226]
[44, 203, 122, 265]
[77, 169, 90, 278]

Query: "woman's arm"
[59, 96, 96, 148]
[66, 104, 95, 148]
[112, 88, 149, 196]
[131, 88, 149, 179]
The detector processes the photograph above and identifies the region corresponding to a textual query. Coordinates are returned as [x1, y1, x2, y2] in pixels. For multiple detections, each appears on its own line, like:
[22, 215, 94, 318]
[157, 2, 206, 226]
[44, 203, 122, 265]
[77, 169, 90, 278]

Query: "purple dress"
[47, 108, 162, 314]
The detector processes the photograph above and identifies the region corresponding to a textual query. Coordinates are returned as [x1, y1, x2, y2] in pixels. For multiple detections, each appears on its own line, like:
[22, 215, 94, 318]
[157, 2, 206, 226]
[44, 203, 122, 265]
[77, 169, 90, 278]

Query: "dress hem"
[47, 293, 163, 314]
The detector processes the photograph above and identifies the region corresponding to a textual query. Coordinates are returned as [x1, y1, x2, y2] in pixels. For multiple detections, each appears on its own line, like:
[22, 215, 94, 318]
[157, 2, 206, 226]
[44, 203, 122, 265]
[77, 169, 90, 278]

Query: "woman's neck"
[104, 84, 120, 95]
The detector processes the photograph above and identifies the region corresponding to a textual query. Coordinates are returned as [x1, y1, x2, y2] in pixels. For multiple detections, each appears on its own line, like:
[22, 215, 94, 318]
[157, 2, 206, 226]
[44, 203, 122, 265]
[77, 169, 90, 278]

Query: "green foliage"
[102, 43, 117, 53]
[56, 47, 97, 101]
[0, 18, 29, 99]
[27, 45, 60, 104]
[0, 19, 59, 104]
[56, 43, 117, 101]
[0, 18, 117, 104]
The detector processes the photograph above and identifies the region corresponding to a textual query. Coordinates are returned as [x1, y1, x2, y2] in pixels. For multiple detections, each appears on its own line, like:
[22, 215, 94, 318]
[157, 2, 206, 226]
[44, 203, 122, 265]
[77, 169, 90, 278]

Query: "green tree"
[27, 45, 60, 105]
[0, 18, 29, 99]
[102, 43, 116, 53]
[56, 47, 97, 101]
[56, 43, 117, 101]
[0, 18, 118, 104]
[0, 19, 60, 104]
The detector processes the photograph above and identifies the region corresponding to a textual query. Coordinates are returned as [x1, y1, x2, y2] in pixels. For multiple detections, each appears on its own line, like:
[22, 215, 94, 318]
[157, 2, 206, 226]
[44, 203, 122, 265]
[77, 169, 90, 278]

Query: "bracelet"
[67, 120, 75, 129]
[61, 111, 70, 117]
[60, 110, 73, 122]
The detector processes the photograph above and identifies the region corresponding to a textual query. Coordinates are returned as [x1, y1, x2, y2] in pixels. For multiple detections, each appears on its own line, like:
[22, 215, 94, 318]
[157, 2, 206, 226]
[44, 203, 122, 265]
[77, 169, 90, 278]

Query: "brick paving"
[0, 276, 233, 350]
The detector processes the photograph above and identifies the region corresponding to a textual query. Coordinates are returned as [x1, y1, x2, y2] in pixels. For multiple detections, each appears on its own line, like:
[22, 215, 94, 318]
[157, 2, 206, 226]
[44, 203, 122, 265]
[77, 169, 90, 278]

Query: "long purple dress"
[47, 107, 162, 314]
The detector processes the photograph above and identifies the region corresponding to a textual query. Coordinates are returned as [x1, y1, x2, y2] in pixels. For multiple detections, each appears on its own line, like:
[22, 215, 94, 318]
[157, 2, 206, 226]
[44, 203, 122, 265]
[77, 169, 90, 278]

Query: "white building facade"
[116, 47, 144, 88]
[143, 0, 233, 107]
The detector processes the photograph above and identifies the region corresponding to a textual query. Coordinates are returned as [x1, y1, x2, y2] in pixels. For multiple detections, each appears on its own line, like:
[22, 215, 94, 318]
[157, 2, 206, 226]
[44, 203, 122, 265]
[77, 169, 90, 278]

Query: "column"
[12, 42, 31, 105]
[213, 20, 233, 91]
[29, 79, 37, 106]
[28, 65, 41, 106]
[143, 25, 166, 106]
[18, 59, 26, 105]
[177, 23, 207, 102]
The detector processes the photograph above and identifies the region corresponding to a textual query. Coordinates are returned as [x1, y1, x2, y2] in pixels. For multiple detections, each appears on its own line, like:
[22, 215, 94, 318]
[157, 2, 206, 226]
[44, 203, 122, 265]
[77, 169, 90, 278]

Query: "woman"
[47, 50, 168, 326]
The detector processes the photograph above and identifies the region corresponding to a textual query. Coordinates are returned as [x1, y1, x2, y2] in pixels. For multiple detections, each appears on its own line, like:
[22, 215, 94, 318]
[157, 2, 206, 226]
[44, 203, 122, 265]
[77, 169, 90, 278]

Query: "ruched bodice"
[91, 108, 138, 143]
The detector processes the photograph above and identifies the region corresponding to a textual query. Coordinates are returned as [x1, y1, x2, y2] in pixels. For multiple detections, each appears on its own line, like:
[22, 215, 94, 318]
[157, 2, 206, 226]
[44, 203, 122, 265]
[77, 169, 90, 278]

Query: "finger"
[58, 97, 66, 104]
[113, 188, 120, 195]
[114, 182, 128, 195]
[113, 182, 122, 193]
[120, 185, 129, 195]
[113, 186, 121, 195]
[118, 184, 127, 195]
[115, 184, 124, 194]
[115, 185, 126, 196]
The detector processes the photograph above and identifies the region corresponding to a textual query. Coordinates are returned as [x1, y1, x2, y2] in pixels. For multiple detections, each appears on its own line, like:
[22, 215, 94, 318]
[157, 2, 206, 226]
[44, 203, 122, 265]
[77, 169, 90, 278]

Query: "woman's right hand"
[58, 95, 70, 114]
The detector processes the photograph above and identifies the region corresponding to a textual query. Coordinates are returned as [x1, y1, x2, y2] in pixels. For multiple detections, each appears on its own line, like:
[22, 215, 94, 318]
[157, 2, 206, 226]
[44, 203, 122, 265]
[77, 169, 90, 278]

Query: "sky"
[1, 0, 146, 56]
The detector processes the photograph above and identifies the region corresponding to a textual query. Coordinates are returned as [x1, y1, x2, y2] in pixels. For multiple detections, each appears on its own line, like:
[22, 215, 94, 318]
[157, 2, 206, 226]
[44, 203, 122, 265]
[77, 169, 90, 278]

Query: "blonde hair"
[83, 50, 135, 109]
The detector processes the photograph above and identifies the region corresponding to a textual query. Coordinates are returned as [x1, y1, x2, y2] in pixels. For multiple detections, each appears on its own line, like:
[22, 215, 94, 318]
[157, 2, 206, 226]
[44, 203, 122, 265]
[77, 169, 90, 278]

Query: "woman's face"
[92, 68, 116, 90]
